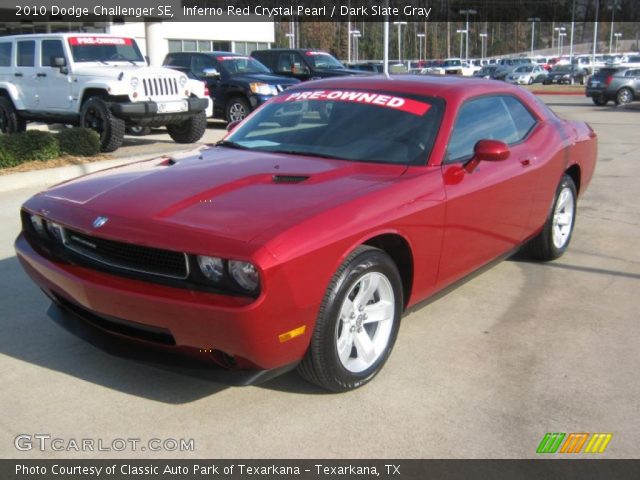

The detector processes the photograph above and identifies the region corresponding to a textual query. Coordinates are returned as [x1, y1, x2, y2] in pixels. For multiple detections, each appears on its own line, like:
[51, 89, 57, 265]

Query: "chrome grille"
[142, 76, 179, 97]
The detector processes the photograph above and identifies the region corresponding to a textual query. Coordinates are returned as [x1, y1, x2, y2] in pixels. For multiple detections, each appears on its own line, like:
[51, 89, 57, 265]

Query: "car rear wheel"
[615, 88, 633, 106]
[523, 174, 577, 261]
[226, 97, 250, 123]
[0, 97, 26, 134]
[592, 95, 608, 106]
[298, 246, 403, 392]
[80, 97, 125, 152]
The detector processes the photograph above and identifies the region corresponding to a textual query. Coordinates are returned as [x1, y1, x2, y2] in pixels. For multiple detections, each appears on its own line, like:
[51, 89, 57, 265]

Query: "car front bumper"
[111, 98, 209, 121]
[15, 233, 315, 372]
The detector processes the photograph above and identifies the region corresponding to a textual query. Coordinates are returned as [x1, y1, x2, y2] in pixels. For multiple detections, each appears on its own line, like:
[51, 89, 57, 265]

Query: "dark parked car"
[543, 65, 587, 85]
[346, 62, 384, 73]
[473, 65, 499, 79]
[163, 51, 299, 122]
[586, 67, 640, 106]
[251, 48, 364, 81]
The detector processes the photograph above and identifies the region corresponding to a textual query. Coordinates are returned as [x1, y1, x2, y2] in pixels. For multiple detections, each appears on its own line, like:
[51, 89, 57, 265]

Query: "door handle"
[36, 72, 47, 77]
[14, 72, 23, 77]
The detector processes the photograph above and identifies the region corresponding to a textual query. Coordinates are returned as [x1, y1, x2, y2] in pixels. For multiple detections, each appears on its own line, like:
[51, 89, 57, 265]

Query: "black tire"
[592, 95, 608, 106]
[298, 246, 403, 392]
[0, 97, 26, 134]
[523, 174, 577, 261]
[615, 87, 633, 106]
[166, 111, 207, 143]
[80, 97, 125, 152]
[225, 97, 250, 123]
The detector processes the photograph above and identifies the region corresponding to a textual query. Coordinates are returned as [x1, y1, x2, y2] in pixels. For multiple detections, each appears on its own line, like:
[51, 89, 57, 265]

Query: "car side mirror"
[465, 140, 510, 173]
[226, 120, 241, 132]
[202, 68, 220, 78]
[52, 56, 66, 67]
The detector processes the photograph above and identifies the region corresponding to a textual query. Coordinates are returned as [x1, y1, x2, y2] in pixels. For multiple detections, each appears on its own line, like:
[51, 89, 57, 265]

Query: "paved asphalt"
[0, 96, 638, 459]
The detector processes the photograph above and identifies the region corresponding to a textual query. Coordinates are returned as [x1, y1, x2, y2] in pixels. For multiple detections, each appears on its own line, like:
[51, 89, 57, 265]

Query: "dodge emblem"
[92, 216, 109, 228]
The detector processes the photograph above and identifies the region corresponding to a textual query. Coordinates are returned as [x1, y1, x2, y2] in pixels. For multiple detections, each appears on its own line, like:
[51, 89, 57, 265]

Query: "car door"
[39, 39, 72, 111]
[628, 69, 640, 96]
[15, 40, 39, 109]
[436, 95, 540, 287]
[276, 52, 311, 81]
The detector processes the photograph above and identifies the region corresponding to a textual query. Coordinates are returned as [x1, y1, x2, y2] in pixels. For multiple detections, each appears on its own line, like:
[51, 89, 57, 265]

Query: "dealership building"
[0, 20, 274, 65]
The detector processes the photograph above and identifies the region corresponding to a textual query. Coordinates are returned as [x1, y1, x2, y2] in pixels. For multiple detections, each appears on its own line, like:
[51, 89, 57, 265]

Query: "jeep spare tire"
[80, 97, 125, 152]
[166, 111, 207, 143]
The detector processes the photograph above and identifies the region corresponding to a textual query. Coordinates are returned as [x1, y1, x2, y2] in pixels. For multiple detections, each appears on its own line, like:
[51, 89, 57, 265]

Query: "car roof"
[0, 33, 133, 40]
[169, 51, 243, 57]
[286, 75, 533, 102]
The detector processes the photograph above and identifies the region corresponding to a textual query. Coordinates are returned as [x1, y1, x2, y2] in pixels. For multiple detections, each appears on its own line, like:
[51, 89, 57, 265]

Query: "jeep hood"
[25, 147, 406, 248]
[72, 64, 185, 80]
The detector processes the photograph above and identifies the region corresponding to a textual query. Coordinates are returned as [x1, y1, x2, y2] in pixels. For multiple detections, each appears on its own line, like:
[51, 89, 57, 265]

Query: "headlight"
[249, 82, 278, 96]
[197, 256, 224, 282]
[30, 215, 47, 237]
[229, 260, 259, 292]
[179, 75, 188, 87]
[46, 222, 64, 242]
[130, 76, 139, 89]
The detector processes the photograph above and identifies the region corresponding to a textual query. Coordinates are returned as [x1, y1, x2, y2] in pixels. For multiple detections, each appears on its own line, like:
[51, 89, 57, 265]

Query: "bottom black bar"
[2, 460, 640, 480]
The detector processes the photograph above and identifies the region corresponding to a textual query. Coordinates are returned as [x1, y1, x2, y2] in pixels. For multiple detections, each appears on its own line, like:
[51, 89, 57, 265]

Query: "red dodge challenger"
[15, 76, 597, 392]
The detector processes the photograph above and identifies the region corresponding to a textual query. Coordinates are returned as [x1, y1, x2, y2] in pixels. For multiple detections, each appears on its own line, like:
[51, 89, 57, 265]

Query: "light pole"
[614, 32, 622, 53]
[285, 33, 294, 49]
[554, 26, 566, 57]
[528, 17, 540, 56]
[351, 30, 361, 63]
[393, 21, 407, 62]
[417, 33, 425, 62]
[608, 1, 621, 54]
[479, 33, 488, 62]
[559, 32, 567, 56]
[459, 9, 477, 61]
[456, 29, 467, 59]
[593, 0, 600, 66]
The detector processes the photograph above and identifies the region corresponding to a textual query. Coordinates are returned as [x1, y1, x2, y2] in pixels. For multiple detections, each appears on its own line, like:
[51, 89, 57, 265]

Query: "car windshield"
[304, 52, 344, 70]
[224, 89, 444, 166]
[516, 66, 534, 73]
[216, 56, 270, 75]
[443, 60, 462, 67]
[68, 37, 144, 63]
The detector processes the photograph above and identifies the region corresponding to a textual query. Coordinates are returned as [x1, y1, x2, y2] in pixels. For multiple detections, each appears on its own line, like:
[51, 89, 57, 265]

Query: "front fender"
[0, 82, 25, 110]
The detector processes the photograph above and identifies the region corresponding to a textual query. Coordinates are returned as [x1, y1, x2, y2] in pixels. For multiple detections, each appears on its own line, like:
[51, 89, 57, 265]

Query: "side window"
[41, 40, 65, 67]
[0, 42, 11, 67]
[446, 96, 519, 163]
[276, 53, 295, 73]
[191, 55, 213, 75]
[502, 96, 537, 140]
[165, 54, 189, 69]
[17, 41, 35, 67]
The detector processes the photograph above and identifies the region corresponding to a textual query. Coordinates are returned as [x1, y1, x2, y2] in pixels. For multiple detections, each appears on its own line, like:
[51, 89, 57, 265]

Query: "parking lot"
[0, 95, 638, 459]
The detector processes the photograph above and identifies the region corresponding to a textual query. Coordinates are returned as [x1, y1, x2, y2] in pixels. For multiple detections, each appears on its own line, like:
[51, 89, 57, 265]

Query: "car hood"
[317, 68, 364, 76]
[28, 147, 406, 248]
[228, 73, 300, 85]
[72, 64, 183, 79]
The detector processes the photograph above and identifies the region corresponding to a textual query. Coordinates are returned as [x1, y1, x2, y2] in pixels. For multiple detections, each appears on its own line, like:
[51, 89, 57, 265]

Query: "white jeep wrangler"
[0, 33, 209, 152]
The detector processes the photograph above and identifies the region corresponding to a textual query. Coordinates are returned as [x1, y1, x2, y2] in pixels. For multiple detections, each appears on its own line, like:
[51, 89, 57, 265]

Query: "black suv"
[586, 67, 640, 106]
[250, 49, 364, 81]
[163, 52, 299, 122]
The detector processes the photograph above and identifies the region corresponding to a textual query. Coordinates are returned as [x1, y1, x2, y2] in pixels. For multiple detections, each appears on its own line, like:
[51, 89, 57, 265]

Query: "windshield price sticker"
[305, 51, 329, 56]
[279, 90, 431, 116]
[217, 56, 249, 61]
[68, 37, 133, 46]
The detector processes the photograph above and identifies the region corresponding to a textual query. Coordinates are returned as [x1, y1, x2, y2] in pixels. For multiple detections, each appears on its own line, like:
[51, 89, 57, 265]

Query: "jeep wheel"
[226, 97, 250, 123]
[80, 97, 125, 152]
[0, 97, 26, 134]
[166, 111, 207, 143]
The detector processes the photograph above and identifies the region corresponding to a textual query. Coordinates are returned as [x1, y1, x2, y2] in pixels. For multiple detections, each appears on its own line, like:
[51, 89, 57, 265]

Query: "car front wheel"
[226, 97, 250, 123]
[80, 97, 125, 152]
[523, 174, 577, 261]
[166, 111, 207, 143]
[298, 246, 403, 392]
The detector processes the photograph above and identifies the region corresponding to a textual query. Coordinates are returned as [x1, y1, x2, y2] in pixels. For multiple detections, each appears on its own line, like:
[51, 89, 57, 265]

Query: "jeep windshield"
[304, 52, 345, 70]
[216, 56, 270, 75]
[68, 37, 144, 63]
[223, 89, 444, 166]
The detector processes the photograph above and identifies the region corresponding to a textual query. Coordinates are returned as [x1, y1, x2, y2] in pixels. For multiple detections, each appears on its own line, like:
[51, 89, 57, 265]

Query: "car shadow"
[0, 255, 326, 402]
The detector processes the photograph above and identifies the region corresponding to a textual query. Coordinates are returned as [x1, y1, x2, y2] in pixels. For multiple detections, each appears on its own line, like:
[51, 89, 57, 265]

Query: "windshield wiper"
[215, 140, 251, 150]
